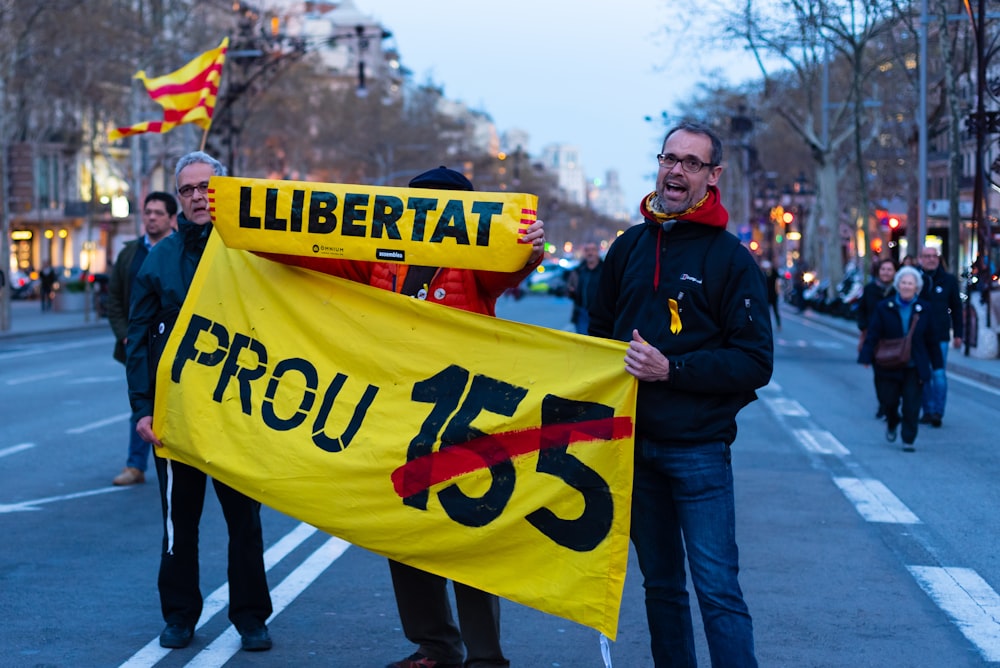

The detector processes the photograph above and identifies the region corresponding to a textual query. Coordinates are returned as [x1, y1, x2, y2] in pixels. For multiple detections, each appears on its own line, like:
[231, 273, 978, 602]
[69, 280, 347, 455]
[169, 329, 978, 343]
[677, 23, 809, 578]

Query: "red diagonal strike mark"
[390, 416, 633, 498]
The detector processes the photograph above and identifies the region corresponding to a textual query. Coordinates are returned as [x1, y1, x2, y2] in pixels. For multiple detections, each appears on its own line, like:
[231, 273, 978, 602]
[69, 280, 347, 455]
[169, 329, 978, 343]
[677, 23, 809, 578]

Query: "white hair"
[893, 265, 923, 293]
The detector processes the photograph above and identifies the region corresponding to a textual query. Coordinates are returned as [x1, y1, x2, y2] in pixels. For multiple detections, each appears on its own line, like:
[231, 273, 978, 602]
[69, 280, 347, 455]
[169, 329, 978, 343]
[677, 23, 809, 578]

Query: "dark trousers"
[388, 559, 508, 667]
[154, 454, 272, 631]
[875, 368, 922, 445]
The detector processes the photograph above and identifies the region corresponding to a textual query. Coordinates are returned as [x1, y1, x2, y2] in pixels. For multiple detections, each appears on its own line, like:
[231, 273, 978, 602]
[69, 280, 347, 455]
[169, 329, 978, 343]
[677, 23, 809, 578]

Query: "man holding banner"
[590, 121, 773, 667]
[264, 165, 545, 668]
[126, 151, 273, 652]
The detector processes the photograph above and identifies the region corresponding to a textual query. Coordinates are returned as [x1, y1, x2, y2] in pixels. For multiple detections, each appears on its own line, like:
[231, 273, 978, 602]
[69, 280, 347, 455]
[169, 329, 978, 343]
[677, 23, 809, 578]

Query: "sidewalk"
[789, 307, 1000, 390]
[0, 299, 110, 339]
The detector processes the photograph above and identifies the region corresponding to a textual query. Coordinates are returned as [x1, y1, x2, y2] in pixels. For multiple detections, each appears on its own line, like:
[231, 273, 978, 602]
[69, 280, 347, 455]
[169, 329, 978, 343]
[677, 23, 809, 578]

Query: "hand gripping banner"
[208, 176, 538, 271]
[153, 235, 636, 638]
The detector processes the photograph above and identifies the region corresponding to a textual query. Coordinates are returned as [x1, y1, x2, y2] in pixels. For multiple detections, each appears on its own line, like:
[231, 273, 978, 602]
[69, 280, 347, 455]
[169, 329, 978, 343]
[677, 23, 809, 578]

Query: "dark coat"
[856, 280, 895, 332]
[125, 215, 211, 421]
[589, 220, 773, 445]
[107, 238, 150, 363]
[919, 266, 963, 342]
[858, 297, 943, 382]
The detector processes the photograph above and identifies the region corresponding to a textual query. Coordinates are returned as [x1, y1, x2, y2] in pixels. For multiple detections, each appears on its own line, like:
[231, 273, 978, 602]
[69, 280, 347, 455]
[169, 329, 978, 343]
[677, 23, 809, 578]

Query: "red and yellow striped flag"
[109, 37, 228, 142]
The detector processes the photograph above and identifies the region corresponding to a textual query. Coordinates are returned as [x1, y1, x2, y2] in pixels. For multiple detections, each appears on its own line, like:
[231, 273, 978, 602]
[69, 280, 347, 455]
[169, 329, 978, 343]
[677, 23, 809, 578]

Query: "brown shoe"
[113, 467, 145, 486]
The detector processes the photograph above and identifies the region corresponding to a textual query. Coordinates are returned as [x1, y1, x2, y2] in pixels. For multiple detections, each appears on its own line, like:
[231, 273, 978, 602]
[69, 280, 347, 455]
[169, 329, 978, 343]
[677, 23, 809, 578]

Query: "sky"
[351, 0, 765, 212]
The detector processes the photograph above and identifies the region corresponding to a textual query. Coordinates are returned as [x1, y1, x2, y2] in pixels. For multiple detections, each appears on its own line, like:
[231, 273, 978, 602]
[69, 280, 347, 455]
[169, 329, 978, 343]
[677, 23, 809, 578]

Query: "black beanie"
[408, 165, 475, 191]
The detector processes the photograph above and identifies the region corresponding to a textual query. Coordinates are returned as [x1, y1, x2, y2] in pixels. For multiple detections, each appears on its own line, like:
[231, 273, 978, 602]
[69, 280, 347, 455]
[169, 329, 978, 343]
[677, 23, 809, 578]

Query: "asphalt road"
[2, 294, 999, 667]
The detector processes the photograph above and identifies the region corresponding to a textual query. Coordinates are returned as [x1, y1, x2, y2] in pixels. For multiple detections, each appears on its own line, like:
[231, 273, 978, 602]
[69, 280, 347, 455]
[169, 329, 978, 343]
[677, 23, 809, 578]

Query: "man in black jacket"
[917, 246, 963, 427]
[566, 241, 603, 333]
[108, 191, 176, 486]
[590, 121, 771, 668]
[126, 151, 273, 652]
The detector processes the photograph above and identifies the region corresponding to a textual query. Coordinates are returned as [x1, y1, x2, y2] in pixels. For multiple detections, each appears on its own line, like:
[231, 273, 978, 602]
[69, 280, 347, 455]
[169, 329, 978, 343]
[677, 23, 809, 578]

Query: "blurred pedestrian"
[917, 246, 962, 427]
[107, 191, 176, 486]
[856, 258, 897, 418]
[761, 259, 781, 331]
[590, 121, 771, 668]
[126, 151, 273, 652]
[39, 263, 56, 312]
[264, 165, 545, 668]
[858, 266, 943, 451]
[566, 241, 603, 334]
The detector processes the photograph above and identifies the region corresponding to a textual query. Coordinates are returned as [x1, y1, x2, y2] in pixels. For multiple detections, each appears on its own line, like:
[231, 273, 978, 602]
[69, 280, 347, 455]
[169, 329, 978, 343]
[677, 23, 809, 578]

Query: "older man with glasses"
[916, 246, 963, 427]
[126, 151, 274, 652]
[590, 121, 771, 667]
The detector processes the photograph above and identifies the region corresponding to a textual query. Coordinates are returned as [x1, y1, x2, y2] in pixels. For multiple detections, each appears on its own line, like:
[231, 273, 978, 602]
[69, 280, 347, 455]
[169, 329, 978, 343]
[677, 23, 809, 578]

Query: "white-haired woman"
[858, 266, 943, 451]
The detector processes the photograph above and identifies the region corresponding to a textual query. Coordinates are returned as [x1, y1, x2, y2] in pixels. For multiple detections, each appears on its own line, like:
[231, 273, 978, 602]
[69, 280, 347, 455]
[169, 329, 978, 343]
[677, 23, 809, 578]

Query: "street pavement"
[7, 296, 1000, 389]
[1, 299, 108, 339]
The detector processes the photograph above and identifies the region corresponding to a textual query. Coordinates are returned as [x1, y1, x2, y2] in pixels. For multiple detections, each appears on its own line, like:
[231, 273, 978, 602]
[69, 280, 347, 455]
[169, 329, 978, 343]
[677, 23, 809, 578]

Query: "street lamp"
[331, 24, 393, 98]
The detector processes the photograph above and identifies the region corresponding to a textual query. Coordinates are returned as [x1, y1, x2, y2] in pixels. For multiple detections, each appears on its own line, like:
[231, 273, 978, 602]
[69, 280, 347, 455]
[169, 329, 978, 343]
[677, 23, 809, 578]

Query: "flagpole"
[200, 127, 209, 152]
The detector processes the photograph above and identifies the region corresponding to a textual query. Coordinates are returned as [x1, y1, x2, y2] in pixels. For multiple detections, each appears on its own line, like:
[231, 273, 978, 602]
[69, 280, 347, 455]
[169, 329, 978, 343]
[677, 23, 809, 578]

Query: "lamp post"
[331, 23, 393, 98]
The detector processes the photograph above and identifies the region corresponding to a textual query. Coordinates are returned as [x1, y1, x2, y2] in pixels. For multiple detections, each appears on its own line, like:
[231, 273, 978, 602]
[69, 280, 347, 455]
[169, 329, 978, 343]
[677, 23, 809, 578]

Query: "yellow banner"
[208, 176, 538, 272]
[153, 235, 636, 638]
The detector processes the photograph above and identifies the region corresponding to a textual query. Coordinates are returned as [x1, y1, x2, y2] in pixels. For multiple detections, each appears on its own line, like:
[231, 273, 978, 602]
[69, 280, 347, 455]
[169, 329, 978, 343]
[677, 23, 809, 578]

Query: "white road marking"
[119, 522, 324, 668]
[65, 376, 121, 384]
[183, 536, 351, 667]
[907, 566, 1000, 662]
[0, 442, 35, 458]
[763, 397, 809, 417]
[793, 429, 850, 456]
[5, 370, 71, 386]
[0, 486, 128, 513]
[65, 412, 131, 434]
[832, 477, 921, 524]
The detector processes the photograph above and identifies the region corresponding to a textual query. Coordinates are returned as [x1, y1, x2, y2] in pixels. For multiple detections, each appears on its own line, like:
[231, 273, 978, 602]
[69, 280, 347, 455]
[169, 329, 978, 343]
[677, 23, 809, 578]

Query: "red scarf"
[639, 186, 729, 291]
[639, 185, 729, 228]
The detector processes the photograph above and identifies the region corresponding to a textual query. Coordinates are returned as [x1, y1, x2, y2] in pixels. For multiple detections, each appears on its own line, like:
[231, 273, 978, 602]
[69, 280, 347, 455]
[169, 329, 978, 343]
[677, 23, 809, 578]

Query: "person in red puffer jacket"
[264, 165, 545, 668]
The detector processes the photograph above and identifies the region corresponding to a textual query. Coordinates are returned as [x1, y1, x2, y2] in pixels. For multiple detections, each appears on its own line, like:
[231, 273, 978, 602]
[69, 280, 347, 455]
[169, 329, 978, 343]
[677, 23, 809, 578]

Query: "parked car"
[10, 270, 38, 299]
[523, 260, 577, 297]
[88, 272, 110, 318]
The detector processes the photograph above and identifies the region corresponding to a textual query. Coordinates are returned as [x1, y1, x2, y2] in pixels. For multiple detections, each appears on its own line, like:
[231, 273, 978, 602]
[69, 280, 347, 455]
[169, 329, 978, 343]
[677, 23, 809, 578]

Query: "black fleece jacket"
[589, 220, 773, 446]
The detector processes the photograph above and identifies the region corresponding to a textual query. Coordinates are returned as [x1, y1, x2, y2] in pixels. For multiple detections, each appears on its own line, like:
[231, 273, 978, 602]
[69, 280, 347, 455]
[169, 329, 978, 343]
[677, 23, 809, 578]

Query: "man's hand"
[624, 329, 671, 382]
[520, 219, 545, 266]
[136, 415, 163, 448]
[953, 336, 962, 349]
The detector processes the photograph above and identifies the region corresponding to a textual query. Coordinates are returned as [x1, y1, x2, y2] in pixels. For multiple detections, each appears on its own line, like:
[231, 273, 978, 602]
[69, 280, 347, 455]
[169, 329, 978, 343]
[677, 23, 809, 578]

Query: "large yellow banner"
[208, 176, 538, 271]
[153, 235, 636, 638]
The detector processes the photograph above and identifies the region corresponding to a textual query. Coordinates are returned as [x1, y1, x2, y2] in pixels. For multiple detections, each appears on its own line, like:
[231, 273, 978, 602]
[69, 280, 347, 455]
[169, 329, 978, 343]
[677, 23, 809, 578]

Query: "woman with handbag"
[858, 266, 943, 451]
[856, 258, 897, 418]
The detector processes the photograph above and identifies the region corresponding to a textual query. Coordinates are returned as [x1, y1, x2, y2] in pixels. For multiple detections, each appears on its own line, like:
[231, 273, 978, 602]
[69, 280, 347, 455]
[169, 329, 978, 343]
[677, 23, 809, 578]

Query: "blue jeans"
[126, 414, 151, 471]
[921, 342, 949, 417]
[631, 439, 757, 668]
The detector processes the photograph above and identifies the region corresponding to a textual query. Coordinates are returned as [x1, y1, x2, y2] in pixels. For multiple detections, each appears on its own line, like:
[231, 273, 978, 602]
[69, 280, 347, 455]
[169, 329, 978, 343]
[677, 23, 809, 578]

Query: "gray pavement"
[5, 295, 1000, 391]
[1, 298, 109, 339]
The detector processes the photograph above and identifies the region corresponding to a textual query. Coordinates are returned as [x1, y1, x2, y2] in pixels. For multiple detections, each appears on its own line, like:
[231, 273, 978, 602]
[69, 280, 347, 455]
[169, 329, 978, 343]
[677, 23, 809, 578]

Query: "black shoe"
[930, 414, 942, 428]
[886, 425, 898, 443]
[159, 623, 193, 649]
[240, 624, 272, 652]
[918, 414, 933, 425]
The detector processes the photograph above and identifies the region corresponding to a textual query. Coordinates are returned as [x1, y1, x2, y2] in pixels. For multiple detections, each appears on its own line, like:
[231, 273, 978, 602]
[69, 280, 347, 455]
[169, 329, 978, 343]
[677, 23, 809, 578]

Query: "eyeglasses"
[177, 181, 210, 198]
[656, 153, 715, 173]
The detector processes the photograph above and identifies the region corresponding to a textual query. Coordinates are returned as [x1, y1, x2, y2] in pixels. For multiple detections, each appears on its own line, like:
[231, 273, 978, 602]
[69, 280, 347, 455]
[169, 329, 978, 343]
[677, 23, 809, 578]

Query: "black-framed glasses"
[656, 153, 715, 173]
[177, 181, 210, 198]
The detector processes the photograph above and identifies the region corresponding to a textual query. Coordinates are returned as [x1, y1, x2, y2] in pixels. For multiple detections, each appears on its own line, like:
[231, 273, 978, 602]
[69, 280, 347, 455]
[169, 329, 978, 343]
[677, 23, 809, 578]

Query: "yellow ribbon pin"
[668, 298, 682, 334]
